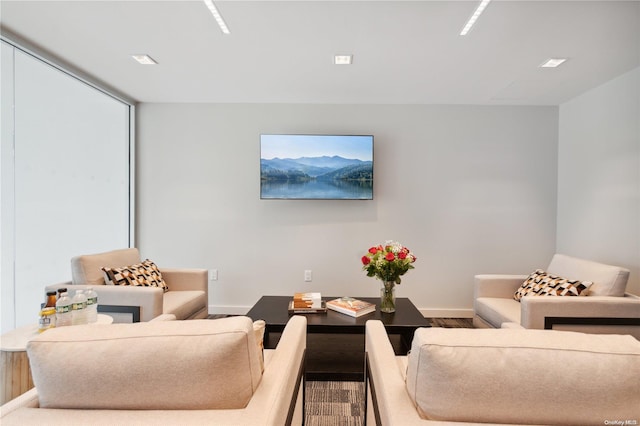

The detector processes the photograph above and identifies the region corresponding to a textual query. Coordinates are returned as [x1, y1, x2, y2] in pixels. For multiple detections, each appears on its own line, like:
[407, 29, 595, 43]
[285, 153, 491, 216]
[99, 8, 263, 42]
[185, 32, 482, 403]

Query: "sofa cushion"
[514, 269, 592, 301]
[71, 248, 141, 285]
[162, 290, 207, 319]
[406, 328, 640, 425]
[474, 297, 521, 327]
[548, 253, 630, 297]
[27, 317, 263, 410]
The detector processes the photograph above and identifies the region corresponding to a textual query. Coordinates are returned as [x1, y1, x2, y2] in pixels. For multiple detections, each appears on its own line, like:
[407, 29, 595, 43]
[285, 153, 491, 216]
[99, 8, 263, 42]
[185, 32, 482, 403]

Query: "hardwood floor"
[429, 317, 474, 328]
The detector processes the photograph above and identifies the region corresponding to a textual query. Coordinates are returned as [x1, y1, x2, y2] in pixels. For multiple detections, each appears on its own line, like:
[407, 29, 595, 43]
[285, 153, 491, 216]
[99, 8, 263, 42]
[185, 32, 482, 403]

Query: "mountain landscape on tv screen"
[260, 155, 373, 182]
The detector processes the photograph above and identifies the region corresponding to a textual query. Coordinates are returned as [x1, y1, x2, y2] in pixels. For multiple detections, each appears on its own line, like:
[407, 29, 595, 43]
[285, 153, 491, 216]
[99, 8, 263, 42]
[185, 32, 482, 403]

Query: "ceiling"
[1, 0, 639, 105]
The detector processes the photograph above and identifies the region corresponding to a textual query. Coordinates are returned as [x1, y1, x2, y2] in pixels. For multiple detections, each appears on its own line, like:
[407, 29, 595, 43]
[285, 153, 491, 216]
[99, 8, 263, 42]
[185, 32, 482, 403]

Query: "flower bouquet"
[361, 241, 416, 312]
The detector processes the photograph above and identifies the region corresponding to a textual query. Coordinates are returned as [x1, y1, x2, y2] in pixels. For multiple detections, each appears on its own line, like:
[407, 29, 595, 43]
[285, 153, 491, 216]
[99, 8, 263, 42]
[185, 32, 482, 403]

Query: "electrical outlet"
[209, 269, 218, 281]
[304, 270, 312, 282]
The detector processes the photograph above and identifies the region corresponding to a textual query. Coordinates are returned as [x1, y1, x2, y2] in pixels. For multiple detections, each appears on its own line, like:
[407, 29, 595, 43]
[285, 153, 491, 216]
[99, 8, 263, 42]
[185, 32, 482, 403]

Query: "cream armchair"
[474, 253, 640, 338]
[1, 316, 307, 425]
[365, 320, 640, 425]
[46, 248, 208, 322]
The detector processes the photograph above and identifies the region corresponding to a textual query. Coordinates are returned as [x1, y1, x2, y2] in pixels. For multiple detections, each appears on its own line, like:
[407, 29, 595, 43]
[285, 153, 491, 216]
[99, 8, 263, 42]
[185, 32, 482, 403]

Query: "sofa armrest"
[160, 268, 208, 293]
[241, 315, 307, 425]
[365, 320, 423, 425]
[44, 281, 73, 292]
[0, 388, 39, 418]
[521, 295, 640, 336]
[45, 283, 163, 322]
[473, 274, 526, 299]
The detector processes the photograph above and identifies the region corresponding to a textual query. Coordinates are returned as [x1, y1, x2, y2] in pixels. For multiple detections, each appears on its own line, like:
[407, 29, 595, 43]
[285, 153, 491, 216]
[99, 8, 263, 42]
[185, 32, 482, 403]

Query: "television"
[260, 134, 374, 200]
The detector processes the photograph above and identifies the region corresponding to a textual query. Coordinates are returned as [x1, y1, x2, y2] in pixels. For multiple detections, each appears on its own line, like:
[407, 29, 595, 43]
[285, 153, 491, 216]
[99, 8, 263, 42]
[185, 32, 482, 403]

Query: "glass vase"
[380, 281, 396, 313]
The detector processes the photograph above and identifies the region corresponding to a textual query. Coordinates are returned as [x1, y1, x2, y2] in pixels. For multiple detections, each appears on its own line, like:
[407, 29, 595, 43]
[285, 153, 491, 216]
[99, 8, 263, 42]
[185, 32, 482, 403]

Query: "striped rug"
[305, 381, 365, 426]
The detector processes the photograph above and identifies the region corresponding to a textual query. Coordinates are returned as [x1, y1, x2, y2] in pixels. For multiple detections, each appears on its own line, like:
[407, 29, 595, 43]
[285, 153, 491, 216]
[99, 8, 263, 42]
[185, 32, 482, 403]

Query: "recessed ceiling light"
[203, 0, 230, 35]
[460, 0, 492, 36]
[540, 58, 568, 68]
[131, 54, 157, 65]
[334, 55, 353, 65]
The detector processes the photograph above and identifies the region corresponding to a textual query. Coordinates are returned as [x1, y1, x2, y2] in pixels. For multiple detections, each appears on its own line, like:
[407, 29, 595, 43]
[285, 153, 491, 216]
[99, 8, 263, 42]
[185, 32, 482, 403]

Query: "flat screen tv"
[260, 134, 374, 200]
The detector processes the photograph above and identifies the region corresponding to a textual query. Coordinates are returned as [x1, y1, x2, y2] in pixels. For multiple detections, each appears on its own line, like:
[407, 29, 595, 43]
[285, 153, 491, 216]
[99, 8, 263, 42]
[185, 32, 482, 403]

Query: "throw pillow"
[102, 259, 169, 292]
[514, 269, 592, 301]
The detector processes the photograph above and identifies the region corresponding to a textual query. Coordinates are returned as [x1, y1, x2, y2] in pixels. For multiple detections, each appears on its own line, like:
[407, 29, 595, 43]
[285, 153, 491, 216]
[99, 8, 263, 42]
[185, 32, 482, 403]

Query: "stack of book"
[326, 297, 376, 317]
[288, 292, 327, 314]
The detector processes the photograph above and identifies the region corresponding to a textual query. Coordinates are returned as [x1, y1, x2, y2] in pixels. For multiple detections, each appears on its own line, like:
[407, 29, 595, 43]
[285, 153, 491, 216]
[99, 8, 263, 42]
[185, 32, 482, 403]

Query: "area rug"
[305, 380, 365, 426]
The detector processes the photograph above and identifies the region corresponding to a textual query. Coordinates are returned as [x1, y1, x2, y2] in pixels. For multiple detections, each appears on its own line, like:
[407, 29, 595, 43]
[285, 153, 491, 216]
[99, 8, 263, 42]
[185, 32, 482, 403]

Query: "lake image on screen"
[261, 135, 373, 200]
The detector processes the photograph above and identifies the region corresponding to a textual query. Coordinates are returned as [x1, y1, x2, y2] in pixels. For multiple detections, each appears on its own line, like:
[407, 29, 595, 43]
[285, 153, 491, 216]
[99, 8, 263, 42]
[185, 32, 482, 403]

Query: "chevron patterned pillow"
[102, 259, 169, 292]
[514, 269, 592, 301]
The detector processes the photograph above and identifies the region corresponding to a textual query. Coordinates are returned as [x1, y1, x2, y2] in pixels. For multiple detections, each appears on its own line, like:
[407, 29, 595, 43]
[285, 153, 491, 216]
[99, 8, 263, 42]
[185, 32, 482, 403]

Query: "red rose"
[362, 256, 371, 265]
[385, 252, 395, 261]
[368, 247, 378, 254]
[411, 255, 417, 263]
[398, 252, 407, 260]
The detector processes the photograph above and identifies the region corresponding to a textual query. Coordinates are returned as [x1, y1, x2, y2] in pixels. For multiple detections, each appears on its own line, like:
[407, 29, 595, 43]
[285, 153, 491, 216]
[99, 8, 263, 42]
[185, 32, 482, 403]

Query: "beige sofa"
[474, 253, 640, 338]
[365, 320, 640, 425]
[1, 315, 307, 425]
[46, 248, 208, 322]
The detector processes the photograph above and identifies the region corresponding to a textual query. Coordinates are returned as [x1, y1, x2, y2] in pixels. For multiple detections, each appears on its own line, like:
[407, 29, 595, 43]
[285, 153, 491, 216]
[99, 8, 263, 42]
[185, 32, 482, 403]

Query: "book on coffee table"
[292, 292, 322, 308]
[288, 292, 327, 314]
[288, 300, 327, 314]
[326, 297, 376, 318]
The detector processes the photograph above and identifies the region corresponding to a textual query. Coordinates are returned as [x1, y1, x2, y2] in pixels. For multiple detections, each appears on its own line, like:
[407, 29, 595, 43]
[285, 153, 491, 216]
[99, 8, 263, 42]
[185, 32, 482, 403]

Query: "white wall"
[137, 104, 558, 316]
[558, 67, 640, 295]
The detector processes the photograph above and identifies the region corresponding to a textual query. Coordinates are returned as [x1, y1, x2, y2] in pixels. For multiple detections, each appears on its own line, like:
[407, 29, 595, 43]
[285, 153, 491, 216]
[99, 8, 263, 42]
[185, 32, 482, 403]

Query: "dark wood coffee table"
[246, 295, 429, 380]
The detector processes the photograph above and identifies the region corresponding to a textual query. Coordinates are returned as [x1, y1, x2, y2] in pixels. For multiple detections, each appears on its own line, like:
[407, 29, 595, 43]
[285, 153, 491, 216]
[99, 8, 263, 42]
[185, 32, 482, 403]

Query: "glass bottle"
[39, 292, 57, 332]
[45, 291, 57, 308]
[57, 288, 68, 300]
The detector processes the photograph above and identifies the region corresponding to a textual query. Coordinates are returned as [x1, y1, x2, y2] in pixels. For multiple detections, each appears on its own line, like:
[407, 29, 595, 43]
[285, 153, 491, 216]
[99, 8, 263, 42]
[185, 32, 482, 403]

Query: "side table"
[0, 314, 113, 404]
